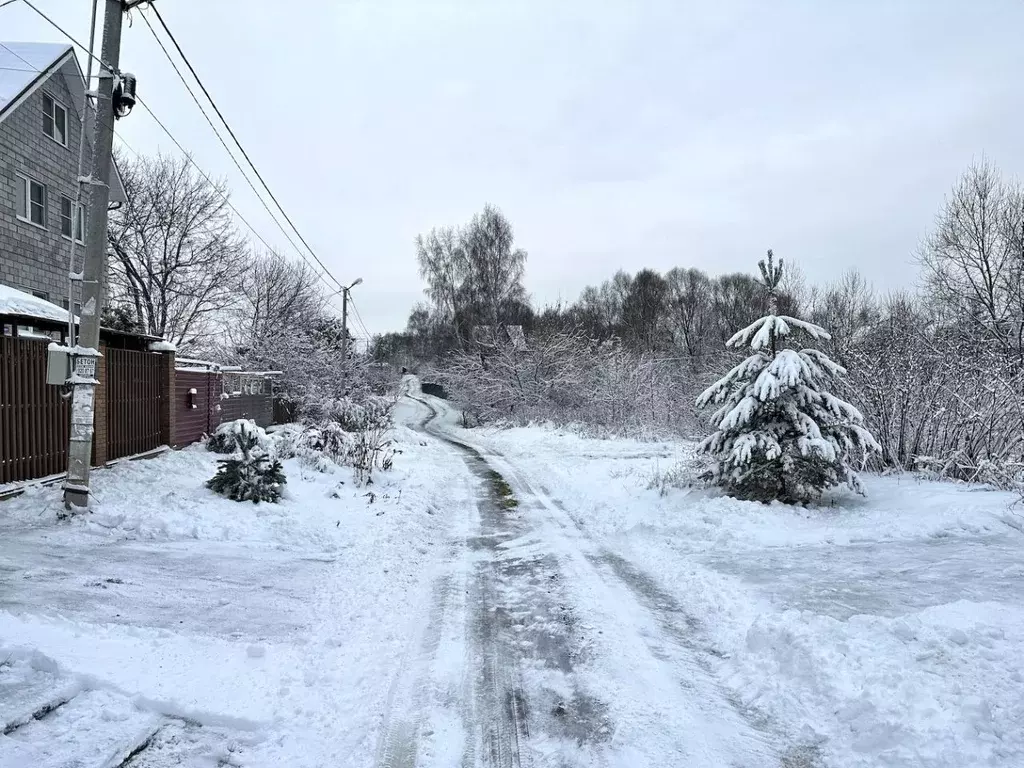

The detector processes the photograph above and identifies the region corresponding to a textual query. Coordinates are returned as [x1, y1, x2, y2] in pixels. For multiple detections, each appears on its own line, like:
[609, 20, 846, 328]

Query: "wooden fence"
[105, 347, 166, 462]
[2, 338, 280, 487]
[0, 336, 71, 485]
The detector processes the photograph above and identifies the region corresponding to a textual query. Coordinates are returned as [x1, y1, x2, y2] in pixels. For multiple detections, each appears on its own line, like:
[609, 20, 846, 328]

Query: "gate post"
[92, 344, 108, 467]
[161, 351, 176, 448]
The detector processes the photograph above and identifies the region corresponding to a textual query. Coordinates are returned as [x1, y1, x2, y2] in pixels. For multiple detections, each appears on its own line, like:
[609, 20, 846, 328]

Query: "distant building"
[0, 41, 126, 315]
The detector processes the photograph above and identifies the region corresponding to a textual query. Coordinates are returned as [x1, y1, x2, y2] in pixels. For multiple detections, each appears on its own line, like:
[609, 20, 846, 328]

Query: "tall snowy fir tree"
[696, 251, 880, 503]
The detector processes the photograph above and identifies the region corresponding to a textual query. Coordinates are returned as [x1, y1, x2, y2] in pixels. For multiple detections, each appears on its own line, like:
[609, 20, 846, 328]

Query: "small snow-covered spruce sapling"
[695, 250, 880, 504]
[206, 423, 286, 503]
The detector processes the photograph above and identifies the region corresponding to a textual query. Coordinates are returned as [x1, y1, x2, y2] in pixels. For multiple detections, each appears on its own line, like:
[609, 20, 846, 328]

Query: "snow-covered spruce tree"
[695, 251, 880, 503]
[207, 422, 286, 503]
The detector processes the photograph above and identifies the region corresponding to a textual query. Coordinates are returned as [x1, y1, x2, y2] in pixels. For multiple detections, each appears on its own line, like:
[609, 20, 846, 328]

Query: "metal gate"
[105, 347, 166, 461]
[0, 336, 70, 485]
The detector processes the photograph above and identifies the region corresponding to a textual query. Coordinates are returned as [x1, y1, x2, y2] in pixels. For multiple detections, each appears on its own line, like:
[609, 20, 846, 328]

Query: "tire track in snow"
[410, 393, 613, 768]
[416, 392, 823, 768]
[375, 573, 457, 768]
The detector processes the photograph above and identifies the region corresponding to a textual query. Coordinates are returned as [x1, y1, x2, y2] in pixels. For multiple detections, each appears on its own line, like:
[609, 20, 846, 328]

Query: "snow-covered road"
[2, 387, 1021, 767]
[390, 392, 811, 767]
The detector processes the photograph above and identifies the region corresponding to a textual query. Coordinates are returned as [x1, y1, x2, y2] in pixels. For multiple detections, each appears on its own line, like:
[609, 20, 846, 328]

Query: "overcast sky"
[5, 0, 1024, 336]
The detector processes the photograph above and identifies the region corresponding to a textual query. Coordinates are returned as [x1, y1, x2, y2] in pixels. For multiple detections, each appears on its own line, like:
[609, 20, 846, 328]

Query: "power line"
[0, 41, 37, 70]
[348, 295, 374, 340]
[132, 97, 287, 258]
[135, 11, 318, 278]
[17, 0, 358, 320]
[19, 0, 114, 75]
[146, 4, 342, 290]
[6, 2, 326, 289]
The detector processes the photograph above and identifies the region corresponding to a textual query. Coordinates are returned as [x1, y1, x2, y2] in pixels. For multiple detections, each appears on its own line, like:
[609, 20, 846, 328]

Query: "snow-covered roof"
[0, 42, 72, 113]
[0, 283, 75, 324]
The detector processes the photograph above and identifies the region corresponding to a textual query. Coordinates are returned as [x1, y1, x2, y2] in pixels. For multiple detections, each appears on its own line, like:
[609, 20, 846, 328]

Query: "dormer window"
[42, 93, 68, 146]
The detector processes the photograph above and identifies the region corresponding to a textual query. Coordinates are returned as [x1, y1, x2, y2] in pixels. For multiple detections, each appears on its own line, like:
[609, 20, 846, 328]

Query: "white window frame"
[42, 92, 68, 147]
[15, 173, 47, 228]
[59, 195, 85, 243]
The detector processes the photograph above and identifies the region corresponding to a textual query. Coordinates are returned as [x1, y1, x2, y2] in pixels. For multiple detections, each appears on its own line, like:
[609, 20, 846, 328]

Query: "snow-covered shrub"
[206, 422, 286, 503]
[293, 397, 396, 485]
[266, 423, 303, 460]
[696, 252, 880, 504]
[438, 331, 701, 437]
[207, 419, 269, 454]
[299, 422, 356, 467]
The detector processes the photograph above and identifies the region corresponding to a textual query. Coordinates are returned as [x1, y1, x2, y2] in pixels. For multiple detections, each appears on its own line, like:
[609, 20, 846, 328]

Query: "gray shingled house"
[0, 41, 126, 317]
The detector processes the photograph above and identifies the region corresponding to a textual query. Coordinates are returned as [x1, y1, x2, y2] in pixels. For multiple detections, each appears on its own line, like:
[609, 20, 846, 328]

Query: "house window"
[15, 174, 47, 227]
[60, 196, 85, 242]
[61, 297, 82, 316]
[42, 93, 68, 146]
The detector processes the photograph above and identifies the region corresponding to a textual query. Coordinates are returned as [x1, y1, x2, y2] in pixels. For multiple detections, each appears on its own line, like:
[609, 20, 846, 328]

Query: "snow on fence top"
[0, 284, 76, 324]
[175, 357, 240, 372]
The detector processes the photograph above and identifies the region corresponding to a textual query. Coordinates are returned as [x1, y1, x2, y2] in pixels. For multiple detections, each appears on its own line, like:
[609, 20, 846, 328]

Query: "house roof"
[0, 41, 126, 204]
[0, 42, 72, 111]
[0, 283, 167, 341]
[0, 283, 76, 324]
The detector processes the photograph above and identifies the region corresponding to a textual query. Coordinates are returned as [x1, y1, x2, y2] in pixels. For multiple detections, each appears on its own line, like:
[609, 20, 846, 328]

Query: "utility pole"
[64, 0, 138, 510]
[339, 277, 362, 364]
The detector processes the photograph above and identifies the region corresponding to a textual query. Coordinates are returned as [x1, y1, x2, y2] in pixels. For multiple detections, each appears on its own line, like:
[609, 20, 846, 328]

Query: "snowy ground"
[0, 402, 478, 767]
[454, 419, 1024, 768]
[2, 388, 1022, 767]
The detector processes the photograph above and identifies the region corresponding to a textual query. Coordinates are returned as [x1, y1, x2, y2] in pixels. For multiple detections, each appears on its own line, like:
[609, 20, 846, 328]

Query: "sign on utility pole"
[64, 0, 139, 510]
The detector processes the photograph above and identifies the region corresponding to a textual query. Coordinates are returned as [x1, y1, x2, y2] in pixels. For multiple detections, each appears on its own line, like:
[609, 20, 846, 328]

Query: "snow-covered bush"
[696, 252, 880, 504]
[207, 419, 269, 454]
[206, 422, 286, 503]
[266, 423, 303, 460]
[438, 331, 701, 437]
[299, 422, 356, 466]
[291, 397, 396, 485]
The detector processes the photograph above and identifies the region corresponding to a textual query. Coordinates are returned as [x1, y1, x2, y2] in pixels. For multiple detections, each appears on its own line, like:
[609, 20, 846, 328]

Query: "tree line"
[385, 160, 1024, 488]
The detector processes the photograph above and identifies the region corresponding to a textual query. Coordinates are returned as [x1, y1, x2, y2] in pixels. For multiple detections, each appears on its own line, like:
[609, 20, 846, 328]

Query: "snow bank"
[739, 600, 1024, 767]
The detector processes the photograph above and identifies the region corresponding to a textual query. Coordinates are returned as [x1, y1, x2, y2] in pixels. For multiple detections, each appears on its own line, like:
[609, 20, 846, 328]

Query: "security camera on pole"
[64, 0, 145, 511]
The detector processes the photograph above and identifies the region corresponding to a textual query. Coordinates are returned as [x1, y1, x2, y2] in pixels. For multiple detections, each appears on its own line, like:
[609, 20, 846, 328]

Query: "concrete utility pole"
[340, 277, 362, 364]
[63, 0, 131, 510]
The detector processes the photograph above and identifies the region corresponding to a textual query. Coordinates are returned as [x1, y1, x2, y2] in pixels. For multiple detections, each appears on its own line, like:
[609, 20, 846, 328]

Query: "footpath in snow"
[453, 415, 1024, 768]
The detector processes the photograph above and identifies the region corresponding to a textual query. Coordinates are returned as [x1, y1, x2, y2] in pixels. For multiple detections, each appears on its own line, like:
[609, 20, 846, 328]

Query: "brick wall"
[161, 352, 175, 448]
[92, 344, 108, 466]
[0, 57, 97, 306]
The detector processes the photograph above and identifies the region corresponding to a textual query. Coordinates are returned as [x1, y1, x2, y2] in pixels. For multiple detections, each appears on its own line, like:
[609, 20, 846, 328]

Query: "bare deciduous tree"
[415, 204, 528, 345]
[231, 249, 325, 352]
[917, 159, 1024, 356]
[107, 152, 248, 349]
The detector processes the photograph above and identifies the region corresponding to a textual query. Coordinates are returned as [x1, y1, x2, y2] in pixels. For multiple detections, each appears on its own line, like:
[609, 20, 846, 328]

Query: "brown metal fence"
[105, 347, 166, 461]
[0, 336, 70, 485]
